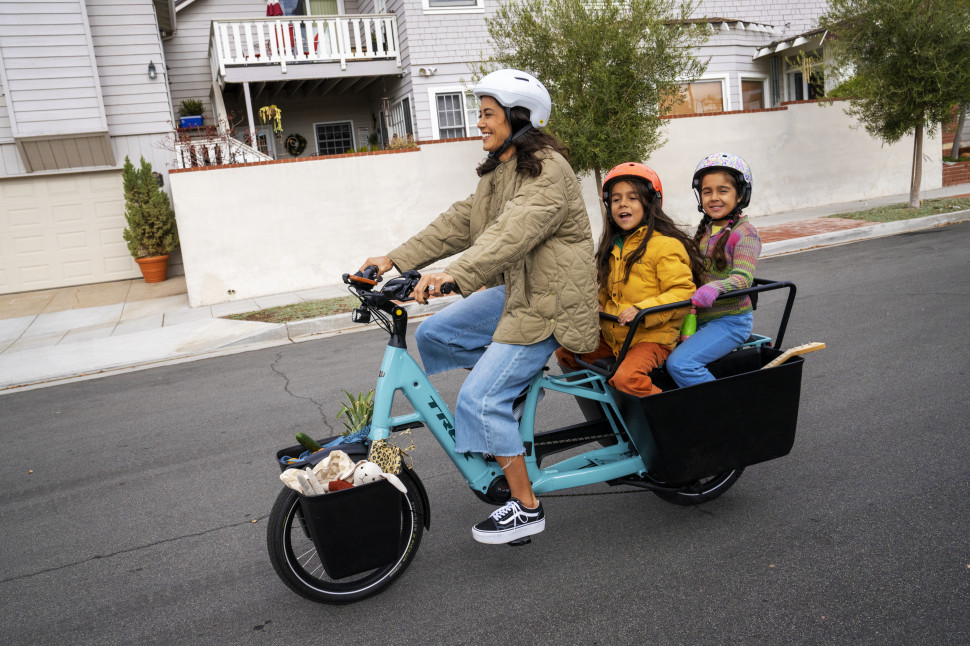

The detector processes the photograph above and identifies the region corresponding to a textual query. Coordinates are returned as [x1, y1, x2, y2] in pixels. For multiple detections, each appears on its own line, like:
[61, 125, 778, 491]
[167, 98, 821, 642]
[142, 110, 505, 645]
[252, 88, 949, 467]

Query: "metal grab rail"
[574, 278, 797, 381]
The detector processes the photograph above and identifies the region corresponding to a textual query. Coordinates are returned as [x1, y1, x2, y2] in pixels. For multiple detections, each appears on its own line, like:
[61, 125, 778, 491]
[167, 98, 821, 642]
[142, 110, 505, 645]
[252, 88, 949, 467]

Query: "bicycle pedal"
[507, 536, 532, 547]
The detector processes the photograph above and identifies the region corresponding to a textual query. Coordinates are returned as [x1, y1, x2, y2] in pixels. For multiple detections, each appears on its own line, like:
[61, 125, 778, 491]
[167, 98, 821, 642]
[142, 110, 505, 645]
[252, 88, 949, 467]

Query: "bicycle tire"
[651, 468, 743, 506]
[266, 468, 425, 603]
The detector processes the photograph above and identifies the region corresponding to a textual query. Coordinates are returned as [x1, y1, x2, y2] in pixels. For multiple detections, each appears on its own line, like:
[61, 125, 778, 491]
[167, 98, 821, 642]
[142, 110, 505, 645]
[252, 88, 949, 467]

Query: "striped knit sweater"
[696, 214, 762, 326]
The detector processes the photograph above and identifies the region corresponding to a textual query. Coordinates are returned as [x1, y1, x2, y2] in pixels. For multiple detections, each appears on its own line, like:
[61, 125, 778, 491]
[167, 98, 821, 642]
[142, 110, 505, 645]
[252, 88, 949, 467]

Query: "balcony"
[210, 15, 401, 85]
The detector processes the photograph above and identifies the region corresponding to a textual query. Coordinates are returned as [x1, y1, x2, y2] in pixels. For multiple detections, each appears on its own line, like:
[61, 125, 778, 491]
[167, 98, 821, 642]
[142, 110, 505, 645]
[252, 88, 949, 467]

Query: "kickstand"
[507, 536, 532, 547]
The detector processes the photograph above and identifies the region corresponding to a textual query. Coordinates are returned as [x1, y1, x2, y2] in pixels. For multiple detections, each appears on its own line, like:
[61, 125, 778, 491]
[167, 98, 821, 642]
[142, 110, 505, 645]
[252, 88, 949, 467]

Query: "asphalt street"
[2, 222, 969, 645]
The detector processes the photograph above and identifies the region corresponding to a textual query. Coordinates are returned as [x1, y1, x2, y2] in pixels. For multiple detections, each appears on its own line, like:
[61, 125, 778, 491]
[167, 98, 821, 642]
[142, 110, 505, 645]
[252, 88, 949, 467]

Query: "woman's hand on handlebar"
[359, 256, 394, 278]
[415, 272, 455, 305]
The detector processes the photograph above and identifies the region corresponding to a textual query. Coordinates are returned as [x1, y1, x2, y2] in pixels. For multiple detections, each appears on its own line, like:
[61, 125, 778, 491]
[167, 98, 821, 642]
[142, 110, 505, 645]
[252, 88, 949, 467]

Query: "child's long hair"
[693, 169, 744, 271]
[596, 177, 705, 292]
[477, 106, 569, 178]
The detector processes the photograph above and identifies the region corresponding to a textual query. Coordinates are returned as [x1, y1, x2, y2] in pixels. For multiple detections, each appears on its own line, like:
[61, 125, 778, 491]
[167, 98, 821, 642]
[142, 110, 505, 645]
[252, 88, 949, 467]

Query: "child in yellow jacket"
[556, 163, 703, 396]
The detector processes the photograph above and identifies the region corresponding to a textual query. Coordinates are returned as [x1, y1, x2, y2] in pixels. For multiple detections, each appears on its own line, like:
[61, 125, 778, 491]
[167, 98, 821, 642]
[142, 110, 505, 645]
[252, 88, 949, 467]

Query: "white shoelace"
[489, 500, 532, 524]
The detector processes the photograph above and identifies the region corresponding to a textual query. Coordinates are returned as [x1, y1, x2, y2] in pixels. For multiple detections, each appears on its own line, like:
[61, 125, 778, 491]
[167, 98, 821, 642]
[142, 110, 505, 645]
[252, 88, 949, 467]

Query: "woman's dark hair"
[595, 177, 705, 292]
[477, 105, 569, 177]
[692, 169, 744, 271]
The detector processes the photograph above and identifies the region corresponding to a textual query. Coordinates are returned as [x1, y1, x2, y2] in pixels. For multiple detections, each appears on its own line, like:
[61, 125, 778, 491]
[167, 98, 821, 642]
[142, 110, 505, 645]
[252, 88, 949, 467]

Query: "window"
[422, 0, 484, 14]
[785, 55, 825, 102]
[255, 125, 277, 158]
[740, 78, 766, 110]
[429, 88, 479, 139]
[670, 80, 725, 115]
[314, 120, 355, 155]
[388, 97, 413, 139]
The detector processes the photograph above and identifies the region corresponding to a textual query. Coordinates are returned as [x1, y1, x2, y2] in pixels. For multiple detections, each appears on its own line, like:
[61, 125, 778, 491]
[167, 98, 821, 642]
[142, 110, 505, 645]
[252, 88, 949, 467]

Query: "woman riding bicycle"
[359, 69, 599, 544]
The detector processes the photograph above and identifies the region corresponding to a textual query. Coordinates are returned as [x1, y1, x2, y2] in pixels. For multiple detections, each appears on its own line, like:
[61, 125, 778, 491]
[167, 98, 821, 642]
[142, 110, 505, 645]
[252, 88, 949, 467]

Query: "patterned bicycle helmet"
[691, 152, 752, 213]
[602, 162, 663, 208]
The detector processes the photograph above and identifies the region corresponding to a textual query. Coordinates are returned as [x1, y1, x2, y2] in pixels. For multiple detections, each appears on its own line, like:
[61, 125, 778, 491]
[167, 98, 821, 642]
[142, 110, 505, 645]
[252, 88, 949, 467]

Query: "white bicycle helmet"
[473, 69, 551, 129]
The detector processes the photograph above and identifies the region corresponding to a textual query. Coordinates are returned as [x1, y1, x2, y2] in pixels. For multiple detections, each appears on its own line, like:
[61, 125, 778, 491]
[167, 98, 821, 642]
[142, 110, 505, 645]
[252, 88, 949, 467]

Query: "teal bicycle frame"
[368, 343, 643, 496]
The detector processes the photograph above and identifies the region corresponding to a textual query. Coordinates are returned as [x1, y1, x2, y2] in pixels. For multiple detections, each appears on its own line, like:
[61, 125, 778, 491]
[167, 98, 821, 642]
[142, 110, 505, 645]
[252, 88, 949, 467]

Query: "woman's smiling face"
[477, 96, 512, 156]
[609, 180, 646, 232]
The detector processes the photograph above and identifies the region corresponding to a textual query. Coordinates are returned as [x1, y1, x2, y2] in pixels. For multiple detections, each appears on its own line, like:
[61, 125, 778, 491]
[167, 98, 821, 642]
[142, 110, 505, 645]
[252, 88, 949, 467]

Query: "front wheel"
[266, 469, 425, 604]
[651, 468, 744, 506]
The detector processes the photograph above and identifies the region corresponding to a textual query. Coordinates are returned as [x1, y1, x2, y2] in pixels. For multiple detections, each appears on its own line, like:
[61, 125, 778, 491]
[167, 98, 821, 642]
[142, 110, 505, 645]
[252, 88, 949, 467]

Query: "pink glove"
[691, 284, 720, 308]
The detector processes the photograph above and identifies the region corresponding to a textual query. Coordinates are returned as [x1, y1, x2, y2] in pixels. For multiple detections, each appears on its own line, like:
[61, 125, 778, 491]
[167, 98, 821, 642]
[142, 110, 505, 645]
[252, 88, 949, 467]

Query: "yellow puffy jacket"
[599, 226, 696, 353]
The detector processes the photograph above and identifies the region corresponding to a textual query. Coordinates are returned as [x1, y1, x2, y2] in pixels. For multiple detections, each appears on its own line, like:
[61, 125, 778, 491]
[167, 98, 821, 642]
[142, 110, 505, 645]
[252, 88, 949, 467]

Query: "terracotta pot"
[135, 254, 170, 283]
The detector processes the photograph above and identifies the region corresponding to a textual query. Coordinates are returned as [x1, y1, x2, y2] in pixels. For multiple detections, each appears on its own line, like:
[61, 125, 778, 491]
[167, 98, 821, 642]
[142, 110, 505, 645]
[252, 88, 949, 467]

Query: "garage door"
[0, 170, 139, 295]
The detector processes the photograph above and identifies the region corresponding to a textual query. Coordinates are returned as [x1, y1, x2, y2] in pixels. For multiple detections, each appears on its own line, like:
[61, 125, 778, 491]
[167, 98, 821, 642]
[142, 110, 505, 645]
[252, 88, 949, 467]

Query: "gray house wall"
[0, 0, 174, 178]
[696, 0, 829, 35]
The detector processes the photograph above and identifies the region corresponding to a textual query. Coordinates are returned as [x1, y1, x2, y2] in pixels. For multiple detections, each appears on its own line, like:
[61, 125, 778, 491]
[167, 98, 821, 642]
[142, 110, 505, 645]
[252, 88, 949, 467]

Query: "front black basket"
[299, 479, 405, 579]
[617, 346, 804, 484]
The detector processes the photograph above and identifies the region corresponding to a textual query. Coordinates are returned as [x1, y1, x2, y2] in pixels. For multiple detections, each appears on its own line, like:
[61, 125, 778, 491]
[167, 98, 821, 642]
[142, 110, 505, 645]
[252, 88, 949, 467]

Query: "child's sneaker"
[472, 498, 545, 544]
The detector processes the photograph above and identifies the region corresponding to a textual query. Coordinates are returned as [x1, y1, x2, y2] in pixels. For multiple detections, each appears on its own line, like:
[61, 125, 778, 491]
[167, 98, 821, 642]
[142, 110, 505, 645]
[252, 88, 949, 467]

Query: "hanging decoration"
[258, 105, 284, 140]
[285, 133, 307, 156]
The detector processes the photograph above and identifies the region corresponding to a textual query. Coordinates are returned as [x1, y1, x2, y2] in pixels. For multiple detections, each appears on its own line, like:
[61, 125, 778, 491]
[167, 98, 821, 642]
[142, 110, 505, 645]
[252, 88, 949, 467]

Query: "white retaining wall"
[170, 102, 943, 306]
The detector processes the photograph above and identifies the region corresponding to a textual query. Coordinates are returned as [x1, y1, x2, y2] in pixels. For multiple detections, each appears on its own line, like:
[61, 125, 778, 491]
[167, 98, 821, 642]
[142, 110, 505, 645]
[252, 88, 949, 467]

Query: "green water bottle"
[678, 308, 697, 343]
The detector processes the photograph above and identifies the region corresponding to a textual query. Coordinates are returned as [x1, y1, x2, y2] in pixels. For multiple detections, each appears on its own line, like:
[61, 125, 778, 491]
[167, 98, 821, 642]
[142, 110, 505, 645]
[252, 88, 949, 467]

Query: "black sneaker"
[472, 498, 545, 544]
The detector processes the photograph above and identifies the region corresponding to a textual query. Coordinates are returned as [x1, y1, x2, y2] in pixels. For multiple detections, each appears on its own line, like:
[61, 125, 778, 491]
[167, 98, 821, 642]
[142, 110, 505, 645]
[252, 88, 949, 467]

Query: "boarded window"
[670, 81, 724, 115]
[741, 80, 764, 110]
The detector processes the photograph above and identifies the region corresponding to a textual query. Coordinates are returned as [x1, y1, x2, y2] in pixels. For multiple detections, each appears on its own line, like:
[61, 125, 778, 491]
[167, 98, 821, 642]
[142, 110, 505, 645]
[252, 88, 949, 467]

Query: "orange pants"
[555, 337, 672, 397]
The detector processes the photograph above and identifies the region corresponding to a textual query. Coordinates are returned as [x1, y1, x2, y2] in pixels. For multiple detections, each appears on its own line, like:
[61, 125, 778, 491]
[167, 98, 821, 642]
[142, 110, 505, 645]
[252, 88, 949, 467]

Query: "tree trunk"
[594, 167, 605, 218]
[951, 103, 968, 160]
[909, 120, 923, 209]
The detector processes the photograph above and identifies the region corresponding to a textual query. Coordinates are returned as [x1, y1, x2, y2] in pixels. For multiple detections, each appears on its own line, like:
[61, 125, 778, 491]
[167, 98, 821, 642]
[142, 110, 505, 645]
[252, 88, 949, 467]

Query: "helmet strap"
[487, 123, 532, 161]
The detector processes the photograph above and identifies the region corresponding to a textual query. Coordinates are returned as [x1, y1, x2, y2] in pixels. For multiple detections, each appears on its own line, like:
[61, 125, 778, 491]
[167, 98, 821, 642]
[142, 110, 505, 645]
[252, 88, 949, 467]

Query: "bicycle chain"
[533, 433, 614, 446]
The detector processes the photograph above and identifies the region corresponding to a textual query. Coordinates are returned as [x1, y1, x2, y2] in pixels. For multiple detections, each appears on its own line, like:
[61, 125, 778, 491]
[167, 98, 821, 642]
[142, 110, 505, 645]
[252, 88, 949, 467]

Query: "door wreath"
[285, 133, 307, 156]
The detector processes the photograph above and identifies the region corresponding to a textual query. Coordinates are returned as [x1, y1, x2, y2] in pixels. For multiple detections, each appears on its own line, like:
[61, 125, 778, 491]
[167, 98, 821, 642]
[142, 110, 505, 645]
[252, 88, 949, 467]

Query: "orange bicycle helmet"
[602, 162, 663, 207]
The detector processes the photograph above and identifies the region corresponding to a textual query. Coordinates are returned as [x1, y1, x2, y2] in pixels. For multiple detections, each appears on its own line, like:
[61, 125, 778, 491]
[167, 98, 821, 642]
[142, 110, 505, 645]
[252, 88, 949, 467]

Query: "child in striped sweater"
[666, 153, 762, 388]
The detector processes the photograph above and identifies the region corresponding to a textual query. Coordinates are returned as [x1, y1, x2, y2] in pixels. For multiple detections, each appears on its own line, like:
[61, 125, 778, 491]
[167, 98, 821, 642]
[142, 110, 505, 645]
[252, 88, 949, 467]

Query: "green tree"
[476, 0, 710, 193]
[820, 0, 970, 207]
[121, 156, 179, 258]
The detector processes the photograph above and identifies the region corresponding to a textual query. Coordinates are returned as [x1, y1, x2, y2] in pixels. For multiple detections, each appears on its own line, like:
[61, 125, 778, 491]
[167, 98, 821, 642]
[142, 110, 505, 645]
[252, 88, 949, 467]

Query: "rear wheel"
[266, 469, 424, 603]
[651, 468, 743, 506]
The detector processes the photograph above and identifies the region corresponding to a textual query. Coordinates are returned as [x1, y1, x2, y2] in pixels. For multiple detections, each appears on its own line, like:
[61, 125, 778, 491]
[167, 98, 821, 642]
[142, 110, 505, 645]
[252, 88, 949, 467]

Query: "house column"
[243, 82, 257, 147]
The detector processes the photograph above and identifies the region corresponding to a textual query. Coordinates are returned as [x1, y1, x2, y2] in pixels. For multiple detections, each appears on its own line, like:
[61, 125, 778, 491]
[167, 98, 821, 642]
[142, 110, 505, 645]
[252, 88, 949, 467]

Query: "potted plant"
[121, 156, 179, 283]
[178, 98, 205, 128]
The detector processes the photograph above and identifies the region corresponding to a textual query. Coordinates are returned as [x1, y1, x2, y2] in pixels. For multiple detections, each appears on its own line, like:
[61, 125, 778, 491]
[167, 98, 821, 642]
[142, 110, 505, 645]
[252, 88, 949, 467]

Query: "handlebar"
[575, 278, 797, 381]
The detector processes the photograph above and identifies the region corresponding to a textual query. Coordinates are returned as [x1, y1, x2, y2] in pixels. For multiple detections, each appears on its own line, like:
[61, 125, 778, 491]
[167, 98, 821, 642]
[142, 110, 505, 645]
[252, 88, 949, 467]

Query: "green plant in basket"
[337, 389, 375, 436]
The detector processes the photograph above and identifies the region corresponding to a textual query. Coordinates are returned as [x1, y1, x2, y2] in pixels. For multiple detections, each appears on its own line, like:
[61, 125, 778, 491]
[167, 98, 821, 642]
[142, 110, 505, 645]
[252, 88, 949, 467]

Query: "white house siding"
[402, 0, 495, 141]
[86, 0, 174, 136]
[167, 0, 247, 118]
[696, 0, 829, 35]
[0, 74, 11, 140]
[699, 26, 778, 110]
[0, 0, 108, 138]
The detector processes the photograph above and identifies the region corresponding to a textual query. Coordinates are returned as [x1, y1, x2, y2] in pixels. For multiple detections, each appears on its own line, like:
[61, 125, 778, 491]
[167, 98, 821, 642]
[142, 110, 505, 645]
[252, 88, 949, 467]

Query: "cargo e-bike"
[267, 268, 810, 604]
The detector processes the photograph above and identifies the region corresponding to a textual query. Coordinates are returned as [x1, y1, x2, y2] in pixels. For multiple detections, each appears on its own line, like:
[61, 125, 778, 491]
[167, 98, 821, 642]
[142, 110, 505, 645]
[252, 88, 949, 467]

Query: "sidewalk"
[3, 184, 969, 392]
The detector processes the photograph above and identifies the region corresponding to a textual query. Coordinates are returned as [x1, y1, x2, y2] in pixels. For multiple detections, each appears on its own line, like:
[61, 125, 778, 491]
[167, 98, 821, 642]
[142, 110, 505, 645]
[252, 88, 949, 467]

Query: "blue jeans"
[666, 311, 753, 388]
[415, 286, 559, 456]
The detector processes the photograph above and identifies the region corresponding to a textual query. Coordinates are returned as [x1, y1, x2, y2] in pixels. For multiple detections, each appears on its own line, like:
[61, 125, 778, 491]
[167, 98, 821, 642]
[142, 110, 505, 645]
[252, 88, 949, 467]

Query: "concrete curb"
[761, 209, 970, 257]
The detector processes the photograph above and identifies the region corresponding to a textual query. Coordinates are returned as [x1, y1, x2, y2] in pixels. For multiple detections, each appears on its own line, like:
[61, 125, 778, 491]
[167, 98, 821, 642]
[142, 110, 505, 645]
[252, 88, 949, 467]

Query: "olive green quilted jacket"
[388, 150, 599, 354]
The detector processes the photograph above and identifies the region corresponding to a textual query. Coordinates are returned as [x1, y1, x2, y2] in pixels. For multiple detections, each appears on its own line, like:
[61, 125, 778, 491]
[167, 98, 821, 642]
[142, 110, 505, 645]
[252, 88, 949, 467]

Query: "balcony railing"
[212, 15, 401, 78]
[175, 136, 273, 169]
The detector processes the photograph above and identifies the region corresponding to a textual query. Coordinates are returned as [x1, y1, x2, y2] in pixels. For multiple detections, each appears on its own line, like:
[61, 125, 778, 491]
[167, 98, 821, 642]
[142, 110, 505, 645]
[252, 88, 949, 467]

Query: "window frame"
[737, 73, 768, 110]
[670, 74, 731, 115]
[427, 86, 480, 140]
[421, 0, 484, 15]
[313, 119, 356, 155]
[388, 96, 414, 140]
